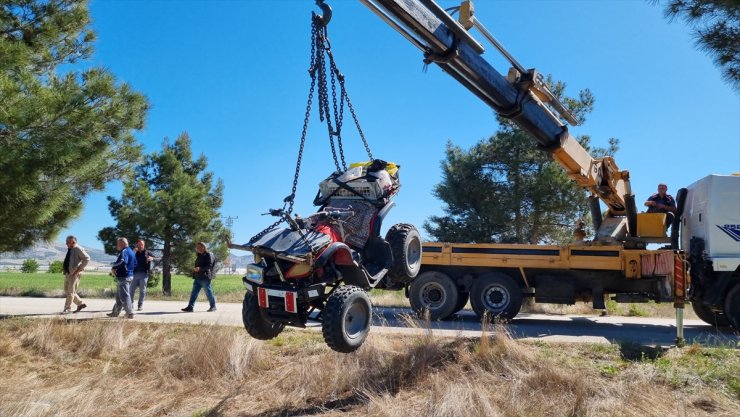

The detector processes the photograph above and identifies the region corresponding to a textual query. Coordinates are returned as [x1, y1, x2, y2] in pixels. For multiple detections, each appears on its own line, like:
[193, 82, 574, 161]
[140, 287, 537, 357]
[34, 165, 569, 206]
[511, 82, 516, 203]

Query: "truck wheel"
[322, 286, 372, 353]
[409, 271, 459, 320]
[242, 291, 284, 340]
[724, 285, 740, 330]
[691, 301, 731, 327]
[451, 291, 470, 316]
[470, 273, 522, 320]
[385, 224, 422, 283]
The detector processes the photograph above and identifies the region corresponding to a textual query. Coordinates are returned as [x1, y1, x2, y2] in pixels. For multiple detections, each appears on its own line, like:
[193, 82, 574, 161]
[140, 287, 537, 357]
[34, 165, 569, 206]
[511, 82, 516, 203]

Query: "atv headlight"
[245, 263, 264, 285]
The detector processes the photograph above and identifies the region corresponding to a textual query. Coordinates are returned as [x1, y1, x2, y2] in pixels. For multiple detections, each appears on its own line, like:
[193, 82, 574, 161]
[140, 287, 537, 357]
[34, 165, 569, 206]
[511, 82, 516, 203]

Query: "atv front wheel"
[242, 291, 284, 340]
[322, 286, 372, 353]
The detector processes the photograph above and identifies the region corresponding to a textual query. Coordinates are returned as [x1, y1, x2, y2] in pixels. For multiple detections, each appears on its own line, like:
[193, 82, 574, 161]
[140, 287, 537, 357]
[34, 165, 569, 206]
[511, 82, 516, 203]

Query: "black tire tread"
[322, 285, 372, 353]
[724, 285, 740, 330]
[691, 300, 732, 328]
[470, 273, 522, 320]
[409, 271, 459, 321]
[242, 291, 284, 340]
[385, 223, 421, 283]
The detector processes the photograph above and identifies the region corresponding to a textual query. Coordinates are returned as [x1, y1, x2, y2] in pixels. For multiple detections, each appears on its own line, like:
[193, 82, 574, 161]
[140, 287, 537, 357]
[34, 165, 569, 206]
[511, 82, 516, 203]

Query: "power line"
[222, 215, 238, 230]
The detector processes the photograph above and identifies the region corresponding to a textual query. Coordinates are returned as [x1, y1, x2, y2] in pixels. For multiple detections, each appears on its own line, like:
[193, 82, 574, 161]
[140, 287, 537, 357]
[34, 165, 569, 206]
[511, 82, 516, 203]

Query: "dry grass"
[0, 317, 737, 417]
[521, 298, 701, 320]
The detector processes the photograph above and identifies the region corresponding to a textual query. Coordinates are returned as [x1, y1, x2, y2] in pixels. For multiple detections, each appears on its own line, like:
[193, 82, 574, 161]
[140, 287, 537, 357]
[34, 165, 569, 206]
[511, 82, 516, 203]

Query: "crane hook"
[313, 0, 332, 28]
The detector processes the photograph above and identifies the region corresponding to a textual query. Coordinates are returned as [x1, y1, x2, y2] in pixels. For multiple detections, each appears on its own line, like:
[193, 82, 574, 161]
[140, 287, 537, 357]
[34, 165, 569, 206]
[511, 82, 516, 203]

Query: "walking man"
[61, 235, 91, 314]
[107, 237, 136, 319]
[131, 239, 155, 311]
[181, 242, 217, 312]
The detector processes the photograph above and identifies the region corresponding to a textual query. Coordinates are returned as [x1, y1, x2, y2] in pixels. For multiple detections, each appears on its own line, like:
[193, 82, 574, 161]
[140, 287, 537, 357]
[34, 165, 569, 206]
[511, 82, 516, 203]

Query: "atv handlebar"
[318, 208, 355, 221]
[264, 208, 301, 231]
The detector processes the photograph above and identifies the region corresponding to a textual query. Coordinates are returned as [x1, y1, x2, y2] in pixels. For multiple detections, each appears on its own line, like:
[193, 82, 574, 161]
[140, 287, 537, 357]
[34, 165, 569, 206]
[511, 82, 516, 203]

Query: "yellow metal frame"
[422, 242, 681, 280]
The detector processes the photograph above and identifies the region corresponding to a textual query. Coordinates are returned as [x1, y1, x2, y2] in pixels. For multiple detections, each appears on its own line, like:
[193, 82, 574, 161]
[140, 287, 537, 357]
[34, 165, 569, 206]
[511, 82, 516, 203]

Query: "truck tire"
[691, 301, 731, 328]
[409, 271, 459, 320]
[450, 291, 469, 317]
[470, 273, 522, 320]
[242, 291, 284, 340]
[385, 223, 422, 283]
[724, 285, 740, 330]
[322, 286, 372, 353]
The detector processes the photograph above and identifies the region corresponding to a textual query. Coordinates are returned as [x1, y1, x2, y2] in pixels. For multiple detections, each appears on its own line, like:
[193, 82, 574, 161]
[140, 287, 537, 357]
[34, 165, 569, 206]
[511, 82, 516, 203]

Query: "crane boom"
[360, 0, 638, 239]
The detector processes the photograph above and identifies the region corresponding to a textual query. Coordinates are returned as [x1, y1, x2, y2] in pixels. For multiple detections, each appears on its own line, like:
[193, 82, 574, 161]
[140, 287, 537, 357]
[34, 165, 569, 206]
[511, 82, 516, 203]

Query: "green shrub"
[48, 260, 64, 274]
[627, 303, 649, 317]
[21, 259, 39, 274]
[147, 270, 160, 288]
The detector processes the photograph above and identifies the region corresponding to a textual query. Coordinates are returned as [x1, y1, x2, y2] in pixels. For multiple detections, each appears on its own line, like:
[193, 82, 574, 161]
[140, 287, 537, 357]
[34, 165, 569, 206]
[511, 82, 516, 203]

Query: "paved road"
[1, 296, 737, 347]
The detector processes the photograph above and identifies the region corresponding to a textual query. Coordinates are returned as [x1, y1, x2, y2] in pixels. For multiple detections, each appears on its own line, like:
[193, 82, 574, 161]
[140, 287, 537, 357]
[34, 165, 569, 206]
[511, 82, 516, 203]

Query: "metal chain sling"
[247, 5, 372, 245]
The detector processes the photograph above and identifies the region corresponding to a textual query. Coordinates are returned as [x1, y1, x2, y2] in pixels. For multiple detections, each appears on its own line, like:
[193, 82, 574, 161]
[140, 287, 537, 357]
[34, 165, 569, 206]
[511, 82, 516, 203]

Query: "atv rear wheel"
[385, 223, 422, 285]
[322, 286, 372, 353]
[242, 291, 284, 340]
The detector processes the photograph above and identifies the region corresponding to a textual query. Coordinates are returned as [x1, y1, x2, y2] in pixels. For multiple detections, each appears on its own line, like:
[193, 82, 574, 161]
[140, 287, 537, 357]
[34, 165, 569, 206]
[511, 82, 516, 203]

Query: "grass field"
[0, 318, 737, 416]
[0, 272, 248, 303]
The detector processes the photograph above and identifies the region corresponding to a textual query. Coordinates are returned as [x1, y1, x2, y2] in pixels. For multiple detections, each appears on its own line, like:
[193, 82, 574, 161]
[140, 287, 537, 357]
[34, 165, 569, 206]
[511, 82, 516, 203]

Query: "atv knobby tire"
[385, 223, 422, 285]
[242, 291, 285, 340]
[322, 285, 372, 353]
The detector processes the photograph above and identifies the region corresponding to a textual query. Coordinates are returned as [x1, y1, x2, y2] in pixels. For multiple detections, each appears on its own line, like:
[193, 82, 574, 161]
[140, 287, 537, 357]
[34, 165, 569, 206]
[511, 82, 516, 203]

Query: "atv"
[233, 162, 421, 352]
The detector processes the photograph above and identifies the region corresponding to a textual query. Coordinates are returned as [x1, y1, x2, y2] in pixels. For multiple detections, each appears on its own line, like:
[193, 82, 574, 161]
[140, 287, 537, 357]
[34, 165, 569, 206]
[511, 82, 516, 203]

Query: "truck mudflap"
[673, 252, 689, 309]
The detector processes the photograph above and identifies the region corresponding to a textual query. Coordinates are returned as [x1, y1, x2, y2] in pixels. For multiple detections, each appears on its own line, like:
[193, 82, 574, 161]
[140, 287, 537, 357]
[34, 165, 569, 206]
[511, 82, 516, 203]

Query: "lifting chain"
[248, 4, 371, 245]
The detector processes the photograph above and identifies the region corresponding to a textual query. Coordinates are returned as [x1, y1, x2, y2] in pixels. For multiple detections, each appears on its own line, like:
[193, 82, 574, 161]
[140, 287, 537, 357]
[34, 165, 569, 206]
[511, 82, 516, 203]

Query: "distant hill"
[0, 242, 115, 268]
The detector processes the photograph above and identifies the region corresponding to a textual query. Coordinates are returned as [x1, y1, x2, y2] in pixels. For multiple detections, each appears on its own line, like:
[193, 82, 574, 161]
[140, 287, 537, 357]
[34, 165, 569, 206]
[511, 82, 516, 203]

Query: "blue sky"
[59, 0, 739, 251]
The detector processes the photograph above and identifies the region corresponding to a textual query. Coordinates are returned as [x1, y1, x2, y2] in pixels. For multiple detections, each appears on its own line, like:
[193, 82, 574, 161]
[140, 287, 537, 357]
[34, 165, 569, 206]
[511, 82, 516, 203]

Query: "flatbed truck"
[356, 0, 739, 333]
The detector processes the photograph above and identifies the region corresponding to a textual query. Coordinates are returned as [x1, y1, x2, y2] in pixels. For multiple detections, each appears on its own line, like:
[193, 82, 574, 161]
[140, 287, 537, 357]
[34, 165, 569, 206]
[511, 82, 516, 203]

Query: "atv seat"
[320, 198, 395, 247]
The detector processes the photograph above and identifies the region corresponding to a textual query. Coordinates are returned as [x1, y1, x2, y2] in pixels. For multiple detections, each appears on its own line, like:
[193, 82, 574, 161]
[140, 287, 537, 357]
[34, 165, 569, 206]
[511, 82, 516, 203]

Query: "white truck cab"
[681, 174, 740, 328]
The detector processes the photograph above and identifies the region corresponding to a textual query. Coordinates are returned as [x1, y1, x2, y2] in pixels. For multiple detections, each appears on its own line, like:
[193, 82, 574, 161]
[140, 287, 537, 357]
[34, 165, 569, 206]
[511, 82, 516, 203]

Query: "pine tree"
[425, 79, 618, 245]
[98, 133, 228, 296]
[0, 0, 148, 252]
[654, 0, 740, 91]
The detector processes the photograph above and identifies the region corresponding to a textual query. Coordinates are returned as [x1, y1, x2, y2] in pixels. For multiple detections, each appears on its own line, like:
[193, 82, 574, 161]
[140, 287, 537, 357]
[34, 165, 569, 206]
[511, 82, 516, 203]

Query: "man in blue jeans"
[107, 237, 136, 319]
[181, 242, 217, 312]
[131, 239, 155, 311]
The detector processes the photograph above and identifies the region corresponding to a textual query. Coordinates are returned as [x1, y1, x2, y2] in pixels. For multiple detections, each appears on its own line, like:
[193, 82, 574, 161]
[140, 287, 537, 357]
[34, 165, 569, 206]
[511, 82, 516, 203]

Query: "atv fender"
[315, 242, 359, 268]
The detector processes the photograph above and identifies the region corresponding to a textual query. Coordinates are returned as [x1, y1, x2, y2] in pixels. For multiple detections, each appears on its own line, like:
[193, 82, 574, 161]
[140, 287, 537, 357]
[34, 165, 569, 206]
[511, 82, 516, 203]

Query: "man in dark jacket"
[644, 183, 677, 229]
[181, 242, 217, 312]
[131, 239, 155, 311]
[107, 237, 136, 318]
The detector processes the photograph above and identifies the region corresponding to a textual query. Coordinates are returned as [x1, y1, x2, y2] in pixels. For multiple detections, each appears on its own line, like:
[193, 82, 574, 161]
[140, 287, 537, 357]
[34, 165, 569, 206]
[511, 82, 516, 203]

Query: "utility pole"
[222, 216, 238, 273]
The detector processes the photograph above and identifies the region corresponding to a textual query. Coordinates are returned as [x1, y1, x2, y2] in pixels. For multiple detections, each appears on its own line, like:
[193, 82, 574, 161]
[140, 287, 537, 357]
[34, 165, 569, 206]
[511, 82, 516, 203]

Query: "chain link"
[247, 12, 374, 244]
